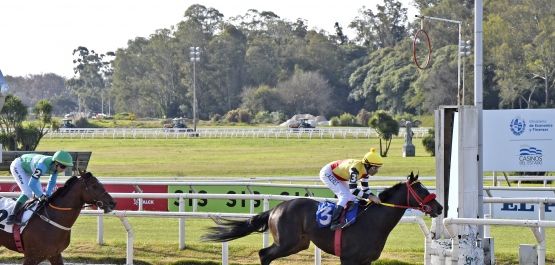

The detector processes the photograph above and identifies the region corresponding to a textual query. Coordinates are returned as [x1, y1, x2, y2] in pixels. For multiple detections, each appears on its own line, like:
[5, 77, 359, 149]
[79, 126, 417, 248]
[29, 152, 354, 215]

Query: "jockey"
[6, 150, 74, 225]
[319, 148, 383, 230]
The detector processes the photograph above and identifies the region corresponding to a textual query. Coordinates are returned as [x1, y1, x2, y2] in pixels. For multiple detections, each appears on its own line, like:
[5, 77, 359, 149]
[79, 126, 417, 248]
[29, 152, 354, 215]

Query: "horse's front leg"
[21, 258, 42, 265]
[47, 254, 64, 265]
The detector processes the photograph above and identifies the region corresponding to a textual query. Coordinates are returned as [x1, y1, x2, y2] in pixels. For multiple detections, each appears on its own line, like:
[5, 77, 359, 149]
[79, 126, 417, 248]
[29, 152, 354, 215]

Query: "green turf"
[34, 137, 436, 178]
[0, 137, 552, 264]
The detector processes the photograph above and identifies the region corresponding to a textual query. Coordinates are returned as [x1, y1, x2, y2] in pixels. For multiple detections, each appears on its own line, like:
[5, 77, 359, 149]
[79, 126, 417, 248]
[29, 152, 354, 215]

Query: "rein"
[38, 176, 108, 230]
[361, 180, 436, 215]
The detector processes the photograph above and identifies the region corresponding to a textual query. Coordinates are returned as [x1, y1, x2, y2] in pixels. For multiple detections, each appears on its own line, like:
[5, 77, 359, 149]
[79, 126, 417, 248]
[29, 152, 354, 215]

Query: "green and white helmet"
[53, 150, 73, 166]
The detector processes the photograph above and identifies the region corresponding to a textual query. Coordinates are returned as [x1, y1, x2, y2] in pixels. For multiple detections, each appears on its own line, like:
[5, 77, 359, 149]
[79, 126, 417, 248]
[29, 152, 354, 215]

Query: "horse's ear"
[78, 168, 86, 178]
[408, 171, 416, 182]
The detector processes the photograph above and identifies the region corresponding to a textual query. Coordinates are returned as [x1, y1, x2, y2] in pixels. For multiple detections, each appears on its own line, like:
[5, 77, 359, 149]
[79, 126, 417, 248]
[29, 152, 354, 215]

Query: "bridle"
[379, 180, 436, 214]
[81, 175, 110, 209]
[36, 175, 110, 230]
[47, 175, 109, 211]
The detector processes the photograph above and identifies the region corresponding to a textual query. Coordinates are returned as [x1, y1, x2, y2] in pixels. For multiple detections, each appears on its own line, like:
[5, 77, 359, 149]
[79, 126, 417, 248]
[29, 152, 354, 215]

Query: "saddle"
[316, 200, 359, 228]
[0, 197, 42, 253]
[0, 198, 42, 231]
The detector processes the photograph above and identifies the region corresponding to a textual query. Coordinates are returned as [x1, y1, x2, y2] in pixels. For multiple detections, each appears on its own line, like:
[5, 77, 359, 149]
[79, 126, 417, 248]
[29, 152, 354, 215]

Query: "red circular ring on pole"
[413, 29, 431, 70]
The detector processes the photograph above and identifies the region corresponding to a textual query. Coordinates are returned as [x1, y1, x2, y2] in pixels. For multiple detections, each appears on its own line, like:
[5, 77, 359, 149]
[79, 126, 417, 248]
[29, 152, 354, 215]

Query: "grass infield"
[0, 137, 552, 264]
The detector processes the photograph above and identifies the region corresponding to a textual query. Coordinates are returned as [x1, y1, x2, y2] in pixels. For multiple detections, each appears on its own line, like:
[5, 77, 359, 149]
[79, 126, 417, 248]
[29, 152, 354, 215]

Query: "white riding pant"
[10, 158, 39, 199]
[319, 164, 356, 207]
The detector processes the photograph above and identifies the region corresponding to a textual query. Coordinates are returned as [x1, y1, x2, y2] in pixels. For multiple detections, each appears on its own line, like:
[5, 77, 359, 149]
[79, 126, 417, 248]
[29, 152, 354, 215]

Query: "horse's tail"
[201, 210, 271, 242]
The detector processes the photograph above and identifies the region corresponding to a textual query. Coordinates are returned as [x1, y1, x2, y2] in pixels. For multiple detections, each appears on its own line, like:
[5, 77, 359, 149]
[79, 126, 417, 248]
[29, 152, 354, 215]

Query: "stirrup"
[6, 216, 24, 226]
[330, 222, 344, 231]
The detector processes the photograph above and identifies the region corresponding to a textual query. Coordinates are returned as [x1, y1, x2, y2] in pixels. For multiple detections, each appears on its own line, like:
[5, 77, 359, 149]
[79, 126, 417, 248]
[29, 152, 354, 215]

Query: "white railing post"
[263, 197, 270, 248]
[97, 216, 104, 244]
[179, 196, 185, 249]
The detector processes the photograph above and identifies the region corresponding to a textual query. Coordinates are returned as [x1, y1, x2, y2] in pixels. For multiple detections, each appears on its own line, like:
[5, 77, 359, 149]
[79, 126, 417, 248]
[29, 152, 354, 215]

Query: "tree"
[111, 38, 162, 118]
[349, 45, 417, 114]
[25, 99, 55, 150]
[484, 0, 555, 109]
[369, 110, 399, 157]
[422, 128, 435, 156]
[244, 38, 280, 87]
[66, 46, 114, 113]
[182, 4, 224, 36]
[277, 71, 334, 116]
[0, 95, 28, 150]
[146, 29, 184, 118]
[241, 85, 283, 114]
[524, 30, 555, 108]
[349, 0, 408, 50]
[205, 25, 248, 113]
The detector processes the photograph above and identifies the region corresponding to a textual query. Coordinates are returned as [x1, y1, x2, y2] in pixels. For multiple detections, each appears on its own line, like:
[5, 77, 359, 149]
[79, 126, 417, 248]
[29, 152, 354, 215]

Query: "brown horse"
[0, 169, 117, 265]
[202, 172, 443, 265]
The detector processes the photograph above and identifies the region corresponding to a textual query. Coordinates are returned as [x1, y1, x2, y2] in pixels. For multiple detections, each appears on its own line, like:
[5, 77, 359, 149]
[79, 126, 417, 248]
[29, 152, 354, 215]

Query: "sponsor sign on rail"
[167, 185, 337, 212]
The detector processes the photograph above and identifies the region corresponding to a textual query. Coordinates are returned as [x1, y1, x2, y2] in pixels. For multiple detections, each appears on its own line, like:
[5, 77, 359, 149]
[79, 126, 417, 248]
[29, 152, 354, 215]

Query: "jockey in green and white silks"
[319, 148, 383, 231]
[6, 150, 74, 225]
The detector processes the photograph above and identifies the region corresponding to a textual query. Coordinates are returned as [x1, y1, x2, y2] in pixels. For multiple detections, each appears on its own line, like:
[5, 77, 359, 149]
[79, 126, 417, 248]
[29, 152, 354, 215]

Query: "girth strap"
[13, 224, 24, 253]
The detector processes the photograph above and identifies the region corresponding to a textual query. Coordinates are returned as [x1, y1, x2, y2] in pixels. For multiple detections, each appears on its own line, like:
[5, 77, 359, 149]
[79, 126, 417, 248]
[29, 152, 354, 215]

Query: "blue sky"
[0, 0, 416, 78]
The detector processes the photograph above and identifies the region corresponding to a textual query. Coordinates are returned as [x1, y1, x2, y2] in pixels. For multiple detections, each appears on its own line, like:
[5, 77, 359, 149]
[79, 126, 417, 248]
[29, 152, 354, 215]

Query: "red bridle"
[381, 180, 436, 214]
[406, 180, 436, 214]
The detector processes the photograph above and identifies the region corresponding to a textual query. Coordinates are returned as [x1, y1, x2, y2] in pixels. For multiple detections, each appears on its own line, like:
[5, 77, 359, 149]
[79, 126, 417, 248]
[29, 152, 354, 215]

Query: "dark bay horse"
[0, 169, 117, 265]
[202, 172, 443, 265]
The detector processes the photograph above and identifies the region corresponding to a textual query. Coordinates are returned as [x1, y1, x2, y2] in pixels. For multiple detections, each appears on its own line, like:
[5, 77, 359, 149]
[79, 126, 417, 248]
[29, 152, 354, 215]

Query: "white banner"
[487, 190, 555, 220]
[483, 109, 555, 171]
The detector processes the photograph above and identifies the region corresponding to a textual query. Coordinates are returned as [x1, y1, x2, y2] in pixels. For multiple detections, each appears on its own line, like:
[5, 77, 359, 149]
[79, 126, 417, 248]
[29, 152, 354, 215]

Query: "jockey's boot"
[6, 201, 25, 225]
[330, 205, 345, 231]
[346, 201, 357, 211]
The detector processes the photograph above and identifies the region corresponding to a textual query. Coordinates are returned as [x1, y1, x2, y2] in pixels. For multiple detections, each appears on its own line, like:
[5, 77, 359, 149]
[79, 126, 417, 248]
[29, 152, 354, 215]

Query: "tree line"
[4, 0, 554, 122]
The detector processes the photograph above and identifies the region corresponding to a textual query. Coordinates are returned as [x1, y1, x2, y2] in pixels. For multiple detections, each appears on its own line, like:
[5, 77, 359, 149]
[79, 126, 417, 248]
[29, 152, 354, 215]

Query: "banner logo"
[519, 145, 542, 167]
[510, 118, 526, 136]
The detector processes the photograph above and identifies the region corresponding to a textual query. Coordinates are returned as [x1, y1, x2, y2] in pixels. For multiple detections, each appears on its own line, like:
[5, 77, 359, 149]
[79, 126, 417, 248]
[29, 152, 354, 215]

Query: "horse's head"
[78, 169, 117, 213]
[405, 171, 443, 217]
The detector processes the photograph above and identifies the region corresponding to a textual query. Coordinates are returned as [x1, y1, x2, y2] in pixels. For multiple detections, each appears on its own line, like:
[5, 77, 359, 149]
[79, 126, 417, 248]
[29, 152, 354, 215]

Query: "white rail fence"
[2, 190, 554, 265]
[48, 127, 431, 140]
[2, 178, 555, 264]
[0, 191, 433, 265]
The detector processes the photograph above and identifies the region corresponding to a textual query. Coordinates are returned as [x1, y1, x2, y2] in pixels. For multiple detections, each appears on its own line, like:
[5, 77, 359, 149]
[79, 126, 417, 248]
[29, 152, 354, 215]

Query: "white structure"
[0, 70, 9, 112]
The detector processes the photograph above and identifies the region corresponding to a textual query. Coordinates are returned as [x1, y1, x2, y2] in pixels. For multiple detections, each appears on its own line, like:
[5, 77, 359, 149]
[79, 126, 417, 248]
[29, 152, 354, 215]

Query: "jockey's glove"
[40, 194, 50, 203]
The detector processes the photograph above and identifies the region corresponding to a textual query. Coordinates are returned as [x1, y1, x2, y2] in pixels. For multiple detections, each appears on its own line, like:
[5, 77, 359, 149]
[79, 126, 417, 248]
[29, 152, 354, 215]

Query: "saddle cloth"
[0, 197, 36, 233]
[316, 200, 358, 228]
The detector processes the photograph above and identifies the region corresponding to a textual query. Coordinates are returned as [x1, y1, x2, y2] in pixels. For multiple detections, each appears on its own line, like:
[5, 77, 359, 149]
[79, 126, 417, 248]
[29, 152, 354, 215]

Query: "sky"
[1, 0, 417, 79]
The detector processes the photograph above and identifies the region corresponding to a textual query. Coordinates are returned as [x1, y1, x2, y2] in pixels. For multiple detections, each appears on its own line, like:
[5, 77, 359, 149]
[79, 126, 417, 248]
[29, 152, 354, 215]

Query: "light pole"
[189, 47, 200, 132]
[459, 40, 472, 105]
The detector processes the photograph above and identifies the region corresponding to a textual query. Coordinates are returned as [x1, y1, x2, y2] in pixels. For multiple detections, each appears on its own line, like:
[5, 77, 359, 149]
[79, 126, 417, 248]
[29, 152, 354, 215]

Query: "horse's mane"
[49, 175, 79, 200]
[378, 182, 404, 201]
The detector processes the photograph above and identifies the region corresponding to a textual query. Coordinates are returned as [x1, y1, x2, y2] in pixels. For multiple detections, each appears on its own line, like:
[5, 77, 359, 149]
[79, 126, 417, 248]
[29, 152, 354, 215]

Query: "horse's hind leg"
[47, 254, 64, 265]
[258, 237, 310, 265]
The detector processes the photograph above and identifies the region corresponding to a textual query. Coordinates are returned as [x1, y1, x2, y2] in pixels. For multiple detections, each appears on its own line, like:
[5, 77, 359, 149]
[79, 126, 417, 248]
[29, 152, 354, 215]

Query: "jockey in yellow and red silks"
[319, 148, 383, 230]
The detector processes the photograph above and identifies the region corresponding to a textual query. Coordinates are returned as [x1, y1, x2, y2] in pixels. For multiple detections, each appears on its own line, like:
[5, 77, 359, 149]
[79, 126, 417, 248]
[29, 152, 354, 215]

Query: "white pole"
[97, 216, 104, 244]
[263, 198, 269, 248]
[117, 216, 134, 265]
[222, 241, 229, 265]
[314, 247, 321, 265]
[193, 60, 197, 132]
[475, 0, 485, 239]
[458, 23, 462, 105]
[179, 197, 185, 249]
